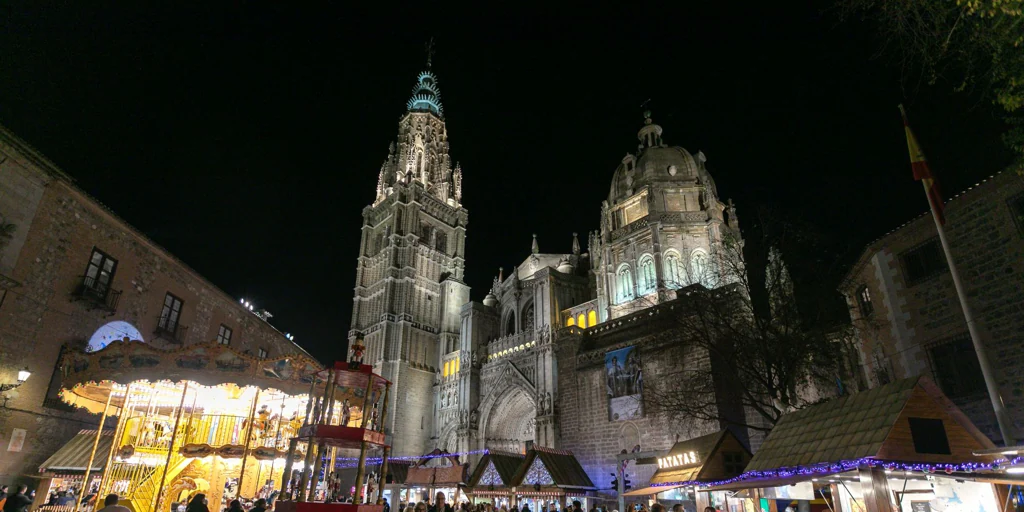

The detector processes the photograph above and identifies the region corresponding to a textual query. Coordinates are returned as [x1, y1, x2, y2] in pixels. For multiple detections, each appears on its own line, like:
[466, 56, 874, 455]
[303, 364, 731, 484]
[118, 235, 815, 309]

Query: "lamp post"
[1, 367, 31, 407]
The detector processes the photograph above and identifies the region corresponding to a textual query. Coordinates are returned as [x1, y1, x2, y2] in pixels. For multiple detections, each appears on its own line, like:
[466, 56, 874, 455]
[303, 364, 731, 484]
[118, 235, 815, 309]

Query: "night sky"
[0, 4, 1013, 363]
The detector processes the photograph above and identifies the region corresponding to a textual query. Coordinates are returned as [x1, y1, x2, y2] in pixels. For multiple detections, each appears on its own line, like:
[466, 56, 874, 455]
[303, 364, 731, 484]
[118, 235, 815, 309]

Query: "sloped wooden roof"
[40, 429, 114, 473]
[650, 430, 751, 484]
[511, 447, 595, 489]
[747, 376, 996, 472]
[468, 451, 527, 487]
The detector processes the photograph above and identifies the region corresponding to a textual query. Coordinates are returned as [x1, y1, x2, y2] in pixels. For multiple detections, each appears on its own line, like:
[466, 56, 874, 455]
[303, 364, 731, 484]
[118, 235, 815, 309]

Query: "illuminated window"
[691, 249, 711, 286]
[574, 313, 584, 328]
[856, 286, 874, 318]
[616, 264, 634, 303]
[638, 255, 656, 294]
[567, 316, 575, 327]
[587, 310, 597, 327]
[444, 361, 450, 377]
[455, 358, 460, 374]
[664, 252, 685, 288]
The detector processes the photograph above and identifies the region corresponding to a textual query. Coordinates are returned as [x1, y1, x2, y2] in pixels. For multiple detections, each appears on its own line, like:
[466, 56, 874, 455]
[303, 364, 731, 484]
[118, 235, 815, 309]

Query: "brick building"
[839, 170, 1024, 444]
[0, 124, 318, 488]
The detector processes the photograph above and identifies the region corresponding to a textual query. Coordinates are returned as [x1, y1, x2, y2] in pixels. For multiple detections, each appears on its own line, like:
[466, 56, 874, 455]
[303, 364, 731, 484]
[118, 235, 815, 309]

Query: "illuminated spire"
[407, 42, 444, 117]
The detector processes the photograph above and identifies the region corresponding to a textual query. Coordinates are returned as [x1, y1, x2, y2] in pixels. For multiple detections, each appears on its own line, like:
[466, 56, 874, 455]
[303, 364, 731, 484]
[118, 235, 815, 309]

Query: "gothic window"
[615, 264, 634, 304]
[577, 313, 586, 328]
[566, 316, 575, 327]
[504, 312, 516, 336]
[436, 231, 448, 253]
[638, 254, 656, 294]
[856, 285, 874, 318]
[588, 310, 597, 327]
[691, 249, 710, 286]
[395, 209, 403, 235]
[664, 251, 685, 288]
[521, 303, 534, 331]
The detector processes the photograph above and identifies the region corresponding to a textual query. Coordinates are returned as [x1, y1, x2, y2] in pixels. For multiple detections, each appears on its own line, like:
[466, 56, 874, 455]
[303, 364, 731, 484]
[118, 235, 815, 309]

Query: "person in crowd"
[521, 504, 531, 512]
[99, 494, 131, 512]
[405, 504, 417, 512]
[227, 499, 245, 512]
[650, 504, 665, 512]
[671, 505, 685, 512]
[2, 485, 32, 512]
[250, 498, 268, 512]
[416, 502, 428, 512]
[186, 494, 211, 512]
[383, 498, 390, 512]
[429, 493, 452, 512]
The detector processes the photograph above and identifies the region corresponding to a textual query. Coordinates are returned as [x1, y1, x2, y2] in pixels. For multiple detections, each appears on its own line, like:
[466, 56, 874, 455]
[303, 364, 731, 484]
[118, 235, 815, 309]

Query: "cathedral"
[347, 63, 744, 483]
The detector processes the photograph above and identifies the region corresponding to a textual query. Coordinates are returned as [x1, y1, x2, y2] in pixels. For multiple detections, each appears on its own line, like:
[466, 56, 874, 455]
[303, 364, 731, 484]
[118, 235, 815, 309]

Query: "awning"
[39, 429, 114, 473]
[650, 466, 701, 485]
[623, 484, 684, 497]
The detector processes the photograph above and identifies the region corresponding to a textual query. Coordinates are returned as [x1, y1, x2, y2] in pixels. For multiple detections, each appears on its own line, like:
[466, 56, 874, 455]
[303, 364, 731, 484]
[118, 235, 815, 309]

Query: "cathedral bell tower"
[349, 64, 470, 456]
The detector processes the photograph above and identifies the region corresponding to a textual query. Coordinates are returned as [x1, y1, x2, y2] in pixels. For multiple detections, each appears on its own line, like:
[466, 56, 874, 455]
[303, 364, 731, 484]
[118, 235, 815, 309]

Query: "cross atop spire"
[425, 37, 436, 69]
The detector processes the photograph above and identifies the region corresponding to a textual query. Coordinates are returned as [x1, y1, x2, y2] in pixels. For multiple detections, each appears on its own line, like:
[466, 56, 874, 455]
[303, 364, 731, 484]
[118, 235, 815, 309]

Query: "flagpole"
[900, 104, 1016, 446]
[921, 180, 1016, 446]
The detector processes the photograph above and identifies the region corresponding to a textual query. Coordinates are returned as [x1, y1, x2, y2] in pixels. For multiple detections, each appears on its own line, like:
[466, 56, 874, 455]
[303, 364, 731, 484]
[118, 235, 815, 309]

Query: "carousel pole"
[267, 400, 286, 495]
[352, 375, 376, 504]
[302, 374, 318, 425]
[152, 382, 190, 512]
[296, 372, 322, 502]
[97, 383, 133, 504]
[375, 383, 392, 505]
[324, 368, 339, 424]
[308, 441, 328, 502]
[75, 383, 115, 512]
[303, 370, 334, 502]
[237, 390, 261, 499]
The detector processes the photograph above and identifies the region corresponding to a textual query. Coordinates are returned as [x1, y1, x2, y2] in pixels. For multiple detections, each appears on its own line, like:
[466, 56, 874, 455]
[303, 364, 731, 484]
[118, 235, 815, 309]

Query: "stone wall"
[0, 129, 317, 489]
[841, 171, 1024, 443]
[555, 302, 721, 497]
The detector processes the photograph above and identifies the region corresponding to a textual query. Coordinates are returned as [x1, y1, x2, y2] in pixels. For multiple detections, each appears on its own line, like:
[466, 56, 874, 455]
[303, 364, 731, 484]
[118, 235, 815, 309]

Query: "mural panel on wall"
[605, 345, 643, 421]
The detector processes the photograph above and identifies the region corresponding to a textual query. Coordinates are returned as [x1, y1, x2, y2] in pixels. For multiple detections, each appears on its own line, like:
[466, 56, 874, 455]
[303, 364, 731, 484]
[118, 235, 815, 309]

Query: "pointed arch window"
[577, 313, 586, 328]
[638, 255, 656, 294]
[615, 264, 634, 304]
[587, 310, 597, 327]
[691, 249, 711, 286]
[566, 316, 575, 327]
[664, 251, 685, 288]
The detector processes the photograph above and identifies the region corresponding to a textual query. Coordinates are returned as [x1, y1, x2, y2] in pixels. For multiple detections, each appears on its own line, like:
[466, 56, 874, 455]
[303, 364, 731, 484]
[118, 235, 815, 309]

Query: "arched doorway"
[87, 321, 144, 352]
[482, 386, 536, 453]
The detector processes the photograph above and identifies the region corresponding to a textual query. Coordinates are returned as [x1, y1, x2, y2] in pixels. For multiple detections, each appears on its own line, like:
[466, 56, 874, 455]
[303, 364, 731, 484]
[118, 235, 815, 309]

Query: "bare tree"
[645, 213, 852, 432]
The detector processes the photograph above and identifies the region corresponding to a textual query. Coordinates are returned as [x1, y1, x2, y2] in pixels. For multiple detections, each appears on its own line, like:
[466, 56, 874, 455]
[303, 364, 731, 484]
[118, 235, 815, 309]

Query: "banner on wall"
[605, 345, 643, 421]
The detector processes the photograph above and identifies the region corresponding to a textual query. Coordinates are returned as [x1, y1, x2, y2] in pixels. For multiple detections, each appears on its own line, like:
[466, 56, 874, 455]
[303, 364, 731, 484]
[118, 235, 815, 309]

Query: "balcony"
[153, 318, 188, 344]
[70, 275, 121, 314]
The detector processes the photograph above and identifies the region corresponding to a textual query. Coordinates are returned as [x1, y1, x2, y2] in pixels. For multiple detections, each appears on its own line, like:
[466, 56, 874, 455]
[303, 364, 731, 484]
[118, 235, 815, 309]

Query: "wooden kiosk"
[276, 352, 392, 512]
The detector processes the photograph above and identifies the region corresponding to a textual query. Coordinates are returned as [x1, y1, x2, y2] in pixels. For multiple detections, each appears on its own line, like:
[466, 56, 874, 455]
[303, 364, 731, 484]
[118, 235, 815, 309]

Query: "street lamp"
[1, 367, 30, 392]
[1, 367, 30, 407]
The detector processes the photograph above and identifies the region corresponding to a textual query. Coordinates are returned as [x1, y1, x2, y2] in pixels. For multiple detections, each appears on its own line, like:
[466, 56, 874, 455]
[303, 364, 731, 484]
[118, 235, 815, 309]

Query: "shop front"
[466, 451, 527, 509]
[403, 450, 469, 506]
[622, 430, 751, 512]
[702, 377, 1009, 512]
[507, 447, 596, 512]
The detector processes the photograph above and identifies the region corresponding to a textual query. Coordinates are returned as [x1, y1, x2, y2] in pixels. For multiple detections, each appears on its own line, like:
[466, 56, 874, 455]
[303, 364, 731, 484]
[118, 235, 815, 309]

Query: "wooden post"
[153, 382, 189, 512]
[309, 441, 328, 502]
[267, 400, 286, 495]
[297, 440, 317, 502]
[353, 374, 376, 503]
[324, 368, 339, 424]
[238, 390, 261, 498]
[378, 382, 391, 433]
[859, 467, 896, 512]
[75, 386, 114, 512]
[280, 438, 299, 497]
[303, 375, 318, 425]
[377, 446, 391, 504]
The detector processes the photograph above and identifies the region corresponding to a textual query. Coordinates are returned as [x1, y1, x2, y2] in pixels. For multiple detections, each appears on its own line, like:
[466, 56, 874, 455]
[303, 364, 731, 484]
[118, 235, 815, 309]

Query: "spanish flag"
[899, 104, 946, 225]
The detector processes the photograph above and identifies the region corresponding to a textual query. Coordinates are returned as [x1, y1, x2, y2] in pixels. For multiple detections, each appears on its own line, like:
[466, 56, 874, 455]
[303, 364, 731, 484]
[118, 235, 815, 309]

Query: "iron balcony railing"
[71, 275, 121, 313]
[153, 316, 188, 344]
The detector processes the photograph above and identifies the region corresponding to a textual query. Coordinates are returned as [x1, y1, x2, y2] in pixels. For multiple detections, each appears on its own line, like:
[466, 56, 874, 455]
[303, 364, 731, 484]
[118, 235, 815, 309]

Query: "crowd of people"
[393, 493, 709, 512]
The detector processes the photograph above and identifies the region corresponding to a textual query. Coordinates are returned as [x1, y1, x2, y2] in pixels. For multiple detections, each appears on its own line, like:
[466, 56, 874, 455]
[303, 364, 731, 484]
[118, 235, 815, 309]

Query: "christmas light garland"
[649, 456, 1024, 490]
[330, 449, 492, 465]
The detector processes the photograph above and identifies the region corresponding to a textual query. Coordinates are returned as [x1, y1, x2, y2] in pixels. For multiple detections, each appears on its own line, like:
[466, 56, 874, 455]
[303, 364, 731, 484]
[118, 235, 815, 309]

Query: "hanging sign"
[658, 450, 699, 469]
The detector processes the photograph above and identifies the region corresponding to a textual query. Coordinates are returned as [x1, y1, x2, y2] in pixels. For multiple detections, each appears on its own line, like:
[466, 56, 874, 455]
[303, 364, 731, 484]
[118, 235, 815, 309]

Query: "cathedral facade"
[348, 65, 745, 479]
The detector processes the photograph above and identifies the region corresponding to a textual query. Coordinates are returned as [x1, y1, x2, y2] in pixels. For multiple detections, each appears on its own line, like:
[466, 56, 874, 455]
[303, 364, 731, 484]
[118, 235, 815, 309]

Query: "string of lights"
[649, 456, 1024, 490]
[331, 449, 492, 465]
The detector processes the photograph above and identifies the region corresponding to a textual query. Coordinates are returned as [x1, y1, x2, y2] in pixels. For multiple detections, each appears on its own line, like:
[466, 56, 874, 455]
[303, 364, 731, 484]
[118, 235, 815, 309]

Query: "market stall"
[508, 447, 596, 512]
[466, 451, 527, 508]
[702, 377, 1007, 512]
[622, 430, 751, 512]
[50, 339, 323, 512]
[404, 450, 468, 506]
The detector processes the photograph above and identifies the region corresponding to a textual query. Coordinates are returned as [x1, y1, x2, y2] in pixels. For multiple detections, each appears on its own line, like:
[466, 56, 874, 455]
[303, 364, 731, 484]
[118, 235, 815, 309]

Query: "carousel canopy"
[745, 376, 995, 473]
[58, 340, 323, 413]
[39, 429, 114, 473]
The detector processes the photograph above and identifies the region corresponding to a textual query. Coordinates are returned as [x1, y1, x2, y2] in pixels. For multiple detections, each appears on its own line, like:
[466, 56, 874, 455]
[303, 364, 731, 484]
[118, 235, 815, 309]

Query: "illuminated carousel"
[49, 337, 364, 512]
